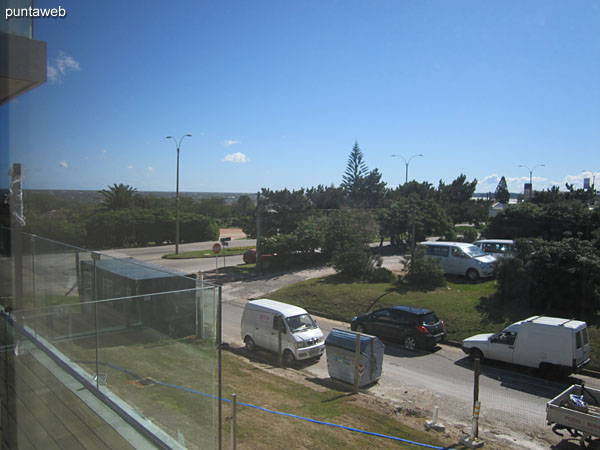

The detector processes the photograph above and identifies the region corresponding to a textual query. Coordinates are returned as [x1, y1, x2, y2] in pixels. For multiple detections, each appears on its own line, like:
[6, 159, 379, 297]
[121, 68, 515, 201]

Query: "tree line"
[22, 183, 255, 249]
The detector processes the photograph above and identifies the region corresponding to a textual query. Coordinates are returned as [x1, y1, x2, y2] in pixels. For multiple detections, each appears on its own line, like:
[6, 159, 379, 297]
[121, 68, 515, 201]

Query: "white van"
[461, 316, 591, 375]
[419, 241, 496, 281]
[472, 239, 515, 258]
[241, 299, 325, 365]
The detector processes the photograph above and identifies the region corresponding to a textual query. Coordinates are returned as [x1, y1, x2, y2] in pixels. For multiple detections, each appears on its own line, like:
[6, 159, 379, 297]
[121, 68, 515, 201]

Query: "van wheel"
[404, 335, 417, 351]
[470, 348, 485, 363]
[355, 324, 366, 333]
[466, 269, 479, 281]
[244, 336, 256, 353]
[283, 350, 295, 367]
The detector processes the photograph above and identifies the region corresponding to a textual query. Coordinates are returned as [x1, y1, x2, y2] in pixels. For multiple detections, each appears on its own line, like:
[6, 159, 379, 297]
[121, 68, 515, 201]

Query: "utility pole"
[255, 191, 262, 275]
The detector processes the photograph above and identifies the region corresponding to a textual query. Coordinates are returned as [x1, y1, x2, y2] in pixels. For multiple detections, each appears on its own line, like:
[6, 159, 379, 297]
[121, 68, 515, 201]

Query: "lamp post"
[391, 153, 423, 184]
[518, 163, 545, 191]
[166, 134, 192, 255]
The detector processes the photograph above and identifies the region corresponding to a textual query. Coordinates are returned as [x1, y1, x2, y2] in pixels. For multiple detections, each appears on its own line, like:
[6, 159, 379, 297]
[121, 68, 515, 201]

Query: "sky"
[2, 0, 600, 195]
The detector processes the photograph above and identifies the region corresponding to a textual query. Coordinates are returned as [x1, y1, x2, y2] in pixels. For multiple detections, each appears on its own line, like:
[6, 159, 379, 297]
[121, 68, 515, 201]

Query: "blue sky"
[3, 0, 600, 194]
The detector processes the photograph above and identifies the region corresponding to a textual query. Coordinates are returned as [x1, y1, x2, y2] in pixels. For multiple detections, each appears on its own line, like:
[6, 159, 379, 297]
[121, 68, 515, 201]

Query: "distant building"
[489, 202, 507, 218]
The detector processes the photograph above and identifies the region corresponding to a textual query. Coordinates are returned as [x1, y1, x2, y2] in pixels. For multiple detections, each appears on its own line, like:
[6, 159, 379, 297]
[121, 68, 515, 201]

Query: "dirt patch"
[225, 349, 519, 449]
[219, 227, 247, 239]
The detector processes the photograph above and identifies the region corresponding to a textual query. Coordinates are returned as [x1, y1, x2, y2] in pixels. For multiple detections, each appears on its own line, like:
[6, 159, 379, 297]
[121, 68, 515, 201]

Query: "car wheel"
[355, 324, 366, 333]
[469, 348, 484, 362]
[404, 335, 417, 351]
[466, 269, 479, 281]
[244, 336, 256, 353]
[283, 349, 295, 367]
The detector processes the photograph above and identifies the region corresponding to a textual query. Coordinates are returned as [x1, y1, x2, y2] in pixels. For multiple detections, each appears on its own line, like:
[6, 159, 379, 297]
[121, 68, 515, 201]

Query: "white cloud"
[47, 51, 81, 84]
[222, 152, 249, 163]
[59, 161, 69, 168]
[147, 166, 154, 172]
[100, 148, 107, 154]
[223, 139, 240, 147]
[127, 165, 133, 169]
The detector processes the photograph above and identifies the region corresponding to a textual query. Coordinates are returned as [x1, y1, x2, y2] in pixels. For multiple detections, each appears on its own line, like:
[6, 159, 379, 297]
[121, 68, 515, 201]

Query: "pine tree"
[342, 141, 368, 191]
[494, 176, 510, 204]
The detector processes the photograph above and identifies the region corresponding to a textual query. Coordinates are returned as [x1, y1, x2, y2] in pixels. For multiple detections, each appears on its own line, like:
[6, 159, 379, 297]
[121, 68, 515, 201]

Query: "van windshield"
[463, 245, 487, 258]
[286, 314, 317, 333]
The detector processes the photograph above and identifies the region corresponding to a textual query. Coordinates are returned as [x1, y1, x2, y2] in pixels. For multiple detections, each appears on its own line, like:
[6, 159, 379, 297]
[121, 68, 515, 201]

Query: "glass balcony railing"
[0, 229, 221, 449]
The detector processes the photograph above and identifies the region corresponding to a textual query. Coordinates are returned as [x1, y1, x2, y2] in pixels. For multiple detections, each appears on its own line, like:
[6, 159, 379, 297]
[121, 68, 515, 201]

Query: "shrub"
[461, 228, 478, 243]
[331, 243, 379, 280]
[404, 248, 446, 291]
[370, 267, 396, 283]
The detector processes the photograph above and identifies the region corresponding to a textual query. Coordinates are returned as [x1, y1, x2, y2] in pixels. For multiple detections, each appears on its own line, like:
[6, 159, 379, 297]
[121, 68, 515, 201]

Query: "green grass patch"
[266, 275, 600, 371]
[266, 276, 525, 342]
[163, 245, 255, 259]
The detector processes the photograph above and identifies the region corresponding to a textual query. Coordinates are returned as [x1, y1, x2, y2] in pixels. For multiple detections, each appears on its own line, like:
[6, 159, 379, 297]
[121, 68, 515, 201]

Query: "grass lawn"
[265, 275, 600, 371]
[163, 245, 255, 259]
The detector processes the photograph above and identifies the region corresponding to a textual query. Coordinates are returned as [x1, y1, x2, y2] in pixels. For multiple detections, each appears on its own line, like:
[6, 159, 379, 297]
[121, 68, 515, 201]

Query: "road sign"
[212, 243, 222, 255]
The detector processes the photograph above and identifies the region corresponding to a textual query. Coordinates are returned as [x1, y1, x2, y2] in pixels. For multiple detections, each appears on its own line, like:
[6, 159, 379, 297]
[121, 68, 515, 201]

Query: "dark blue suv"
[351, 306, 446, 351]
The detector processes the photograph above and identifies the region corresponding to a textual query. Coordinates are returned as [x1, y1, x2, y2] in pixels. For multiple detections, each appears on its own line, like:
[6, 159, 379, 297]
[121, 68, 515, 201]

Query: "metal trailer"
[547, 384, 600, 447]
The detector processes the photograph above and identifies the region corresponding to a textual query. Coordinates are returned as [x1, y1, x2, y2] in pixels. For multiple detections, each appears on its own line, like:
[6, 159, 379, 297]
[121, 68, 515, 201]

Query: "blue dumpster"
[324, 328, 384, 387]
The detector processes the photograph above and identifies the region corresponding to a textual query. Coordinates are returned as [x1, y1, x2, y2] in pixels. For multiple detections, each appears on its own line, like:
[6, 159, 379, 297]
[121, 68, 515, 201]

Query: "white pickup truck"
[461, 316, 591, 376]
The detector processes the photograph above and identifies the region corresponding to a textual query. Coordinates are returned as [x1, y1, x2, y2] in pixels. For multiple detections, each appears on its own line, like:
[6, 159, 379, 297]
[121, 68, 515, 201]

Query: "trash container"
[324, 328, 384, 387]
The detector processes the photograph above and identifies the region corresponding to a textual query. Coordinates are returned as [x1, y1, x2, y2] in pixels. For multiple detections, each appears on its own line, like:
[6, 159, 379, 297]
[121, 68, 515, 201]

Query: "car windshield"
[421, 313, 439, 325]
[463, 245, 487, 258]
[286, 314, 317, 333]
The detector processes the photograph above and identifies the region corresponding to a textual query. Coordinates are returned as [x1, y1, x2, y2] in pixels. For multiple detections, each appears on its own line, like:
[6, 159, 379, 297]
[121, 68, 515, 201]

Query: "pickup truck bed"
[547, 384, 600, 446]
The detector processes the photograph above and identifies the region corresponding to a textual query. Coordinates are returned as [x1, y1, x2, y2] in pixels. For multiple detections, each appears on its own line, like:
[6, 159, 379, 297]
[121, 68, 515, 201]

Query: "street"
[114, 241, 597, 449]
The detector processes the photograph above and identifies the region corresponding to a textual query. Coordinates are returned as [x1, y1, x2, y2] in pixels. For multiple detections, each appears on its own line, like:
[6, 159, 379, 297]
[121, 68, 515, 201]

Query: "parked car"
[472, 239, 515, 258]
[461, 316, 591, 376]
[242, 249, 274, 264]
[241, 299, 325, 365]
[350, 306, 446, 351]
[419, 241, 496, 281]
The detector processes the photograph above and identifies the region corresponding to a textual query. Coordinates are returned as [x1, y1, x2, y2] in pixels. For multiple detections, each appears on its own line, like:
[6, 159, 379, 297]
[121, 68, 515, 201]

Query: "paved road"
[104, 239, 256, 275]
[113, 243, 594, 448]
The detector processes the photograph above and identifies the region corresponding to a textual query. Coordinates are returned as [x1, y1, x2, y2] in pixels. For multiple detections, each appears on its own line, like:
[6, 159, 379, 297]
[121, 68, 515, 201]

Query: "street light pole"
[391, 153, 423, 184]
[166, 134, 192, 255]
[518, 163, 545, 191]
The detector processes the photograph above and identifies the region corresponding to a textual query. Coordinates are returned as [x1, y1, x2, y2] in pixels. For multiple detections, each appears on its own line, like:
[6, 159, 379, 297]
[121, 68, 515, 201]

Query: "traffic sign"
[212, 243, 222, 254]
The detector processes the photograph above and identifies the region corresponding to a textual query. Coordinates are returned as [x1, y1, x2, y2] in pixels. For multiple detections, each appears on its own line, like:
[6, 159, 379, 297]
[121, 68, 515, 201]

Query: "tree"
[495, 238, 600, 317]
[259, 188, 313, 237]
[494, 176, 510, 204]
[233, 195, 255, 217]
[437, 174, 478, 223]
[379, 194, 452, 249]
[483, 200, 593, 241]
[97, 183, 138, 210]
[341, 141, 368, 200]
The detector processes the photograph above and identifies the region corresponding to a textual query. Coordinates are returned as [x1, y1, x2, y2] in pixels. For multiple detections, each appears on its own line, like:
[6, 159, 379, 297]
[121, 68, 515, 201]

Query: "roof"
[82, 257, 192, 281]
[473, 239, 514, 245]
[385, 305, 433, 315]
[248, 299, 308, 318]
[525, 315, 587, 329]
[419, 241, 477, 249]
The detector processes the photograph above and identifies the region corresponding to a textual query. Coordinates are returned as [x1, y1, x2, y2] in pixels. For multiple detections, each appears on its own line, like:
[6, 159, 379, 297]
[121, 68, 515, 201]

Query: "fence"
[0, 229, 222, 449]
